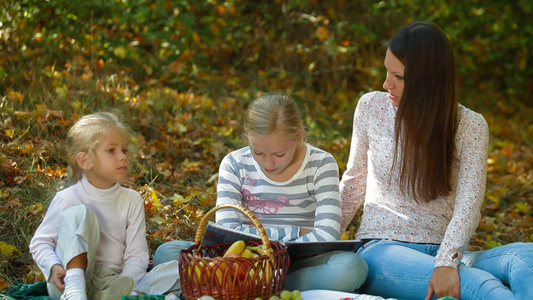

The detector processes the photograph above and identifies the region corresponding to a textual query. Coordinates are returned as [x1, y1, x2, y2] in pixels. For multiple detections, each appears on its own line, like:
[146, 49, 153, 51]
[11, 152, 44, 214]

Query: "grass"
[2, 79, 531, 288]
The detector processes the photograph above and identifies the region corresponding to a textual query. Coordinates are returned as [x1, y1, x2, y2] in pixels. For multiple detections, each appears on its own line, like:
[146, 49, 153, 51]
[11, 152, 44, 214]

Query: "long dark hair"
[389, 21, 458, 202]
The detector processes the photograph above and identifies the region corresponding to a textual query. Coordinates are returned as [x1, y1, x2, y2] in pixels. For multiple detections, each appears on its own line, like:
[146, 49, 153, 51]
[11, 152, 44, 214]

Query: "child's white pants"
[47, 205, 180, 299]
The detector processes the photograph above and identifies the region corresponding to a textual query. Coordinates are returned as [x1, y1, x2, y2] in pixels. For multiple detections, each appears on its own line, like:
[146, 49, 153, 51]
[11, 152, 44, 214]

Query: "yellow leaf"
[25, 268, 44, 283]
[71, 100, 83, 109]
[0, 241, 21, 257]
[308, 62, 317, 72]
[485, 193, 499, 205]
[515, 202, 531, 214]
[496, 187, 509, 194]
[315, 26, 329, 41]
[178, 123, 187, 134]
[171, 193, 189, 205]
[113, 46, 127, 59]
[27, 203, 43, 215]
[35, 104, 47, 116]
[5, 129, 14, 138]
[150, 189, 158, 202]
[192, 32, 201, 44]
[182, 158, 201, 168]
[485, 240, 501, 249]
[55, 85, 68, 98]
[149, 188, 163, 210]
[7, 90, 25, 102]
[0, 276, 8, 290]
[150, 216, 168, 225]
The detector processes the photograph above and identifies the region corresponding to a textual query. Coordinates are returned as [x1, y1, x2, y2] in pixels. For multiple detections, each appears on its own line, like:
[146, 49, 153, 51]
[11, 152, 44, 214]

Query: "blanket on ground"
[1, 281, 174, 300]
[1, 281, 458, 300]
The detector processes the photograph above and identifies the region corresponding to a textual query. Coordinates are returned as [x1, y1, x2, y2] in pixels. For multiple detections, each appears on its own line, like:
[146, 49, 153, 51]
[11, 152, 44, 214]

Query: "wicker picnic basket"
[179, 204, 290, 300]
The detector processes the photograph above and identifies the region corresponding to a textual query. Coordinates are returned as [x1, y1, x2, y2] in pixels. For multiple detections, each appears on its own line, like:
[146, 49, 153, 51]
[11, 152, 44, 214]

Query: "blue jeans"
[153, 240, 194, 267]
[153, 240, 368, 292]
[357, 239, 533, 300]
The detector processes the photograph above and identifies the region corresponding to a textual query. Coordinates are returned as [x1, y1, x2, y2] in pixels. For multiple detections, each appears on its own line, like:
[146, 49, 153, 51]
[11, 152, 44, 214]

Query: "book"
[202, 221, 363, 260]
[285, 240, 363, 260]
[202, 221, 261, 245]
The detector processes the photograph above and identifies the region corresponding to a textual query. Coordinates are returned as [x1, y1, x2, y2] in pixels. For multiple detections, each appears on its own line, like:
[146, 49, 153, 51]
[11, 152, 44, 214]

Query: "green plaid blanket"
[120, 296, 170, 300]
[1, 281, 181, 300]
[2, 281, 48, 300]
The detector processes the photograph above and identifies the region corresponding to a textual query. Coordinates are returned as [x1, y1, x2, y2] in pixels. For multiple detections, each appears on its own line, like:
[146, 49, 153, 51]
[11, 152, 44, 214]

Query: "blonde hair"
[244, 92, 305, 143]
[66, 112, 133, 186]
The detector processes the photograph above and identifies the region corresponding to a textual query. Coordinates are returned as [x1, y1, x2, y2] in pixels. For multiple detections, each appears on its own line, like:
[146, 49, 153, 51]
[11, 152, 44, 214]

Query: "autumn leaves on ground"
[1, 0, 532, 291]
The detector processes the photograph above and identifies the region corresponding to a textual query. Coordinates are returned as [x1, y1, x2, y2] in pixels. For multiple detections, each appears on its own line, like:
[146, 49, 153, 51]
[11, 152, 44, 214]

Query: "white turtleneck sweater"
[29, 175, 149, 284]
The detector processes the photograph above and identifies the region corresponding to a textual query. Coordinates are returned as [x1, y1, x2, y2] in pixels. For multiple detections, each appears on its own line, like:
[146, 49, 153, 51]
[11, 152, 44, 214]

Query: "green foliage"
[4, 0, 531, 104]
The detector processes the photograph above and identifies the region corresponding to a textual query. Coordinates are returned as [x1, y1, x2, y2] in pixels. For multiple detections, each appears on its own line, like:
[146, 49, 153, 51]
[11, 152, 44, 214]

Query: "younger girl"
[154, 92, 368, 292]
[29, 112, 180, 300]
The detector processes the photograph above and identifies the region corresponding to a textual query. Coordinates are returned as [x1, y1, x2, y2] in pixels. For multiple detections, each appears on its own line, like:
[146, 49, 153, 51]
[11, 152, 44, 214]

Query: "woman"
[340, 21, 532, 300]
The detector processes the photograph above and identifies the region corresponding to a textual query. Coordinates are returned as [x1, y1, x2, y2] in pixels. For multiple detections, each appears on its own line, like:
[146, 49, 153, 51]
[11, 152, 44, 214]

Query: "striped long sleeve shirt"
[215, 144, 342, 243]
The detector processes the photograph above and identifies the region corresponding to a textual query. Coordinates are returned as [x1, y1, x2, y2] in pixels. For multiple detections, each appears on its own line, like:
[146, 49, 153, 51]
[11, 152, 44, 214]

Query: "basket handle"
[194, 204, 273, 257]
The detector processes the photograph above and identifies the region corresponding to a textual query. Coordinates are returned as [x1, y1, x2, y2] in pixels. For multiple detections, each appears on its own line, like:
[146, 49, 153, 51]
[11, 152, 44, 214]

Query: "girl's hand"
[50, 264, 66, 291]
[425, 266, 461, 300]
[299, 228, 312, 237]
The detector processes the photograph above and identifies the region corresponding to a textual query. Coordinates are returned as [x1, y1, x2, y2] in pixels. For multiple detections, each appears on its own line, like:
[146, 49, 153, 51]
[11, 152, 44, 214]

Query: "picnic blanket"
[2, 281, 48, 300]
[1, 282, 458, 300]
[0, 281, 180, 300]
[300, 290, 458, 300]
[301, 289, 398, 300]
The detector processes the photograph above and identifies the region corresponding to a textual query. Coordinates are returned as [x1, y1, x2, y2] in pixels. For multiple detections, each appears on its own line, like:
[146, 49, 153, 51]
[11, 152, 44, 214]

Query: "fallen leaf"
[0, 241, 21, 257]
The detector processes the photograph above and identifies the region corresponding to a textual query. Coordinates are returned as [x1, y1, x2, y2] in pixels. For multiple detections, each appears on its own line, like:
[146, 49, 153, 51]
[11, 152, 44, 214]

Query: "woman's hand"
[50, 264, 66, 291]
[425, 266, 461, 300]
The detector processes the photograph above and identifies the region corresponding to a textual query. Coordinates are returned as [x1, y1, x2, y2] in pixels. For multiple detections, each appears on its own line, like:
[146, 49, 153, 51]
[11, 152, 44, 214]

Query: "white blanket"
[301, 290, 397, 300]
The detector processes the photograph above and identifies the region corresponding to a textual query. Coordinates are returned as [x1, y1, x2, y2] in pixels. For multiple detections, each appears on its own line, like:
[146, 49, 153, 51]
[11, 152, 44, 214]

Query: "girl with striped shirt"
[215, 92, 367, 292]
[152, 92, 368, 292]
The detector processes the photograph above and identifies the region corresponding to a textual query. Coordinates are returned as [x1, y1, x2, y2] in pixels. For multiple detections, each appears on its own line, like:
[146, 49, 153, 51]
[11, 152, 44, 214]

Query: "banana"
[208, 261, 224, 285]
[248, 267, 256, 281]
[264, 258, 273, 282]
[245, 244, 268, 256]
[245, 245, 257, 252]
[240, 247, 253, 258]
[190, 261, 204, 284]
[250, 258, 273, 283]
[223, 240, 245, 257]
[256, 244, 268, 256]
[211, 257, 234, 287]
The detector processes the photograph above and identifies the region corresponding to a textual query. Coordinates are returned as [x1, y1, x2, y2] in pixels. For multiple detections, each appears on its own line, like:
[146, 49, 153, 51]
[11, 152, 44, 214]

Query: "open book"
[202, 221, 261, 245]
[202, 221, 363, 260]
[285, 239, 363, 260]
